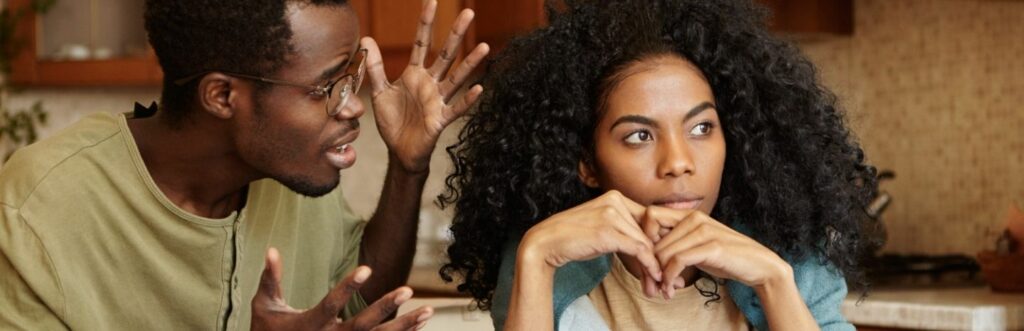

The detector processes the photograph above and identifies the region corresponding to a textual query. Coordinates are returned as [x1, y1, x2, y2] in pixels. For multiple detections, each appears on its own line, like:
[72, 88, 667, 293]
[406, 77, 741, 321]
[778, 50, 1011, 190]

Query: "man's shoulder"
[0, 112, 125, 208]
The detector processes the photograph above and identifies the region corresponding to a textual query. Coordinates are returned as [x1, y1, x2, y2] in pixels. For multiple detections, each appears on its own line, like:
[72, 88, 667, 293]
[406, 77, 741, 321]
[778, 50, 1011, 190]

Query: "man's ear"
[577, 158, 601, 188]
[196, 73, 241, 120]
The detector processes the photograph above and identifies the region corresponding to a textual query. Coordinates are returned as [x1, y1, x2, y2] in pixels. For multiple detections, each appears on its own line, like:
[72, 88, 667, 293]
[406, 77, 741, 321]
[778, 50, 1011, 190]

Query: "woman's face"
[580, 55, 726, 214]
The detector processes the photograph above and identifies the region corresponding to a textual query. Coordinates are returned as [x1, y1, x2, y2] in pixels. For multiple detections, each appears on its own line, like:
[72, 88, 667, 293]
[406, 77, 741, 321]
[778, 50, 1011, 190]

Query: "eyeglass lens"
[327, 50, 367, 116]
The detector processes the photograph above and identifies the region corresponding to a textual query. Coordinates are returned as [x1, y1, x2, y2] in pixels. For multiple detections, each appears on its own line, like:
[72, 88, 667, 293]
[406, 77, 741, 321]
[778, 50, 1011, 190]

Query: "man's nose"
[333, 94, 366, 121]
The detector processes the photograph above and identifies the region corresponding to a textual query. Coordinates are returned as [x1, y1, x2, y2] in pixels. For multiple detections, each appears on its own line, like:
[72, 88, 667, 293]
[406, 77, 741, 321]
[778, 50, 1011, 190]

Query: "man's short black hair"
[144, 0, 349, 125]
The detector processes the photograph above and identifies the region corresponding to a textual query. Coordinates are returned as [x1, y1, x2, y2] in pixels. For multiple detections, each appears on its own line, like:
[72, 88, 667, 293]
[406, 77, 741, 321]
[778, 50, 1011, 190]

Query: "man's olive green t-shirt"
[0, 112, 368, 330]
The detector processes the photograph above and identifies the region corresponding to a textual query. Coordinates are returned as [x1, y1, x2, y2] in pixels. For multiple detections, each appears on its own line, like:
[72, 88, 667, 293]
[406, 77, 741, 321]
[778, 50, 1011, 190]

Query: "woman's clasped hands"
[519, 190, 794, 299]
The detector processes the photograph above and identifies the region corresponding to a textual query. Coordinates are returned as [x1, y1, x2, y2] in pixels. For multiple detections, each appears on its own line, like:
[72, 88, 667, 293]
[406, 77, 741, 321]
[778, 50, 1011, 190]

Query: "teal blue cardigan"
[490, 237, 856, 331]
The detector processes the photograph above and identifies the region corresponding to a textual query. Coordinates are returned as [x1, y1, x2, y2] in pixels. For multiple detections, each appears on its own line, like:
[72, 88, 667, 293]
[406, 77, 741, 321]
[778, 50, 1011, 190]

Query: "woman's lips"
[653, 193, 704, 210]
[655, 199, 703, 210]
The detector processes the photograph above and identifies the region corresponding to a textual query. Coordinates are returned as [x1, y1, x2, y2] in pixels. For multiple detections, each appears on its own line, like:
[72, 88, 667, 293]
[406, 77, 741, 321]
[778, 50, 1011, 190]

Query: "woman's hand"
[507, 191, 663, 331]
[518, 190, 663, 282]
[638, 207, 793, 298]
[361, 1, 490, 173]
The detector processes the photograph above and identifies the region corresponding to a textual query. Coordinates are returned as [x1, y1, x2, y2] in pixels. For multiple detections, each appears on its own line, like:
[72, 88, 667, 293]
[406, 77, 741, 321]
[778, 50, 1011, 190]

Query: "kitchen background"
[3, 0, 1022, 329]
[5, 0, 1021, 258]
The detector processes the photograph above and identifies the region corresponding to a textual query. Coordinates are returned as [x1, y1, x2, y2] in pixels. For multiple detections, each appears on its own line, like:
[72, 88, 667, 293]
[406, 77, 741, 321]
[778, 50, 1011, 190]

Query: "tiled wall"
[799, 0, 1024, 255]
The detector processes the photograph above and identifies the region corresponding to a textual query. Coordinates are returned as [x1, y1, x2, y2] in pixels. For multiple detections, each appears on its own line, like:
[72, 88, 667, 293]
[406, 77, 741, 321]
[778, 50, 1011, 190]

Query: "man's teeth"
[335, 144, 349, 153]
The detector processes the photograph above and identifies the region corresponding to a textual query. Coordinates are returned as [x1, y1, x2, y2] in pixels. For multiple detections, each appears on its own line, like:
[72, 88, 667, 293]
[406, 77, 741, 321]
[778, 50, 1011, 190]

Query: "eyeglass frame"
[171, 48, 367, 117]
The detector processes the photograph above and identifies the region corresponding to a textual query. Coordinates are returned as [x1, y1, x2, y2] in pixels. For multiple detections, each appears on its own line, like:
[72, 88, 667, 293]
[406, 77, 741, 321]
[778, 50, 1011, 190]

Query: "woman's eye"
[624, 131, 653, 144]
[690, 122, 714, 136]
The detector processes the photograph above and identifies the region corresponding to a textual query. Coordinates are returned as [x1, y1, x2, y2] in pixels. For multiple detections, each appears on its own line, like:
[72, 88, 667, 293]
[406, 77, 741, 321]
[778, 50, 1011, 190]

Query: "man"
[0, 0, 488, 329]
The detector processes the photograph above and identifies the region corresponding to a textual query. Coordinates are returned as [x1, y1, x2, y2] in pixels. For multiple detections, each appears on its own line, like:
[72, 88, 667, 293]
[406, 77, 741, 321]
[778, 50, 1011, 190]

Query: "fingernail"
[417, 310, 432, 323]
[416, 320, 428, 330]
[354, 267, 371, 284]
[395, 289, 413, 304]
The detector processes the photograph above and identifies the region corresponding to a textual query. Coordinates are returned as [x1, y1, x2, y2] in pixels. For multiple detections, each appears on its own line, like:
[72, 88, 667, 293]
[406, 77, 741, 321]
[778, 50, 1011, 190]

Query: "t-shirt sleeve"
[330, 195, 369, 319]
[0, 205, 69, 330]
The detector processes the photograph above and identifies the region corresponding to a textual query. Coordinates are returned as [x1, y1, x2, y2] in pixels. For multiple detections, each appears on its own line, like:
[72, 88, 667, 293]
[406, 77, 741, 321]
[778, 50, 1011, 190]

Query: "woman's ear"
[577, 159, 601, 188]
[196, 73, 240, 120]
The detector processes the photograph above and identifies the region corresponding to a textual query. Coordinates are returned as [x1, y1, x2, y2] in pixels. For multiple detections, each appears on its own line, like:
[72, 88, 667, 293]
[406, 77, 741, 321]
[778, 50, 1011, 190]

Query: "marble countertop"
[842, 286, 1024, 330]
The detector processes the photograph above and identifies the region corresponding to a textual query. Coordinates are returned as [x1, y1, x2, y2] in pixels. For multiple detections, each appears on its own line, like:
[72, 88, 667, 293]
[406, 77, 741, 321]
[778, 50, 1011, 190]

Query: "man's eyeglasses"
[173, 48, 367, 117]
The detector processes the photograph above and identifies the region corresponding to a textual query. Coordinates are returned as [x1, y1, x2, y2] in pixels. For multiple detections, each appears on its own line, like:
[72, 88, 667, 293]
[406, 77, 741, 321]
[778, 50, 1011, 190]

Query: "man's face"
[235, 3, 364, 197]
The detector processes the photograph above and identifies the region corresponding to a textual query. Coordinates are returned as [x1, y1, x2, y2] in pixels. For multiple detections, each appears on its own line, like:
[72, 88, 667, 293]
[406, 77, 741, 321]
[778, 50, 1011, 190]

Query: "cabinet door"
[8, 0, 163, 87]
[368, 0, 467, 79]
[466, 0, 546, 54]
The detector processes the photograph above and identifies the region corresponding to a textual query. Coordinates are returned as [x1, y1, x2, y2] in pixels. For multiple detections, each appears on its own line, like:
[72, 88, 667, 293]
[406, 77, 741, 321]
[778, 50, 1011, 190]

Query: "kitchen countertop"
[408, 265, 463, 297]
[399, 297, 493, 331]
[409, 265, 1024, 330]
[842, 286, 1024, 330]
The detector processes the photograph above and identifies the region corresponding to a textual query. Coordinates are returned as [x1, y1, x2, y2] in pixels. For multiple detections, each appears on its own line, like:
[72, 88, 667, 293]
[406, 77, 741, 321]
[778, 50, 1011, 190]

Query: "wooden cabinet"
[9, 0, 473, 86]
[761, 0, 854, 38]
[466, 0, 854, 52]
[356, 0, 472, 80]
[8, 0, 850, 87]
[9, 0, 162, 86]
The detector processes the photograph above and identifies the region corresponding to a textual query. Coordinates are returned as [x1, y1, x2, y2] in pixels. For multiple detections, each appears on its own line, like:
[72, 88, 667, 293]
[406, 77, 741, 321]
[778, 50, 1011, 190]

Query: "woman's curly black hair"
[439, 0, 879, 310]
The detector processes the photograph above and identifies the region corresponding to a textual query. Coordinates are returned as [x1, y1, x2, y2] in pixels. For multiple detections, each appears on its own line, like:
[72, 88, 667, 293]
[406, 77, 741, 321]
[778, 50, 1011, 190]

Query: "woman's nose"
[657, 137, 695, 178]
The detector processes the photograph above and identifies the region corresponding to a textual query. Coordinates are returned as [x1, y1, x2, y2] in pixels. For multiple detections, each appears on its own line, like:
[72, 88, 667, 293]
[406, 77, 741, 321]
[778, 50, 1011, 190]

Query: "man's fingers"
[349, 286, 415, 330]
[257, 247, 285, 302]
[361, 37, 390, 96]
[369, 306, 433, 331]
[428, 9, 474, 80]
[409, 0, 437, 67]
[441, 84, 483, 124]
[438, 42, 490, 102]
[313, 266, 372, 324]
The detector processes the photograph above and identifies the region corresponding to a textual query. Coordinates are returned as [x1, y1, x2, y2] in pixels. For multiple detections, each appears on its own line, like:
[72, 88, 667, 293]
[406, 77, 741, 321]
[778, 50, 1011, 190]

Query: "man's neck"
[127, 111, 261, 219]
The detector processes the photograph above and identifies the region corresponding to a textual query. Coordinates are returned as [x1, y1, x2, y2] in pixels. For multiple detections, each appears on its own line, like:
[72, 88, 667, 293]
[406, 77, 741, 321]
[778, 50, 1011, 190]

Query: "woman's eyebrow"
[609, 115, 656, 132]
[608, 101, 716, 132]
[684, 101, 716, 122]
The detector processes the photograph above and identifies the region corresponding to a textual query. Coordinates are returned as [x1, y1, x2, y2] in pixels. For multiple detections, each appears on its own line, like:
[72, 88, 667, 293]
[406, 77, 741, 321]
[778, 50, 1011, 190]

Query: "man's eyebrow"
[318, 55, 351, 82]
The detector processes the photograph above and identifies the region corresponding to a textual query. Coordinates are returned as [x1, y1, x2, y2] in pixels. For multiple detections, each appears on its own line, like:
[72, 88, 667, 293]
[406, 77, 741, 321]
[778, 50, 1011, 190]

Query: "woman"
[440, 0, 877, 330]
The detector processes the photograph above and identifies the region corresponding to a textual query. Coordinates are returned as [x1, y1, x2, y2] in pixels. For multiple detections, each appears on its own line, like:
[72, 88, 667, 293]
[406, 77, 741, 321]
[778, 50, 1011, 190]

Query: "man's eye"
[624, 131, 653, 145]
